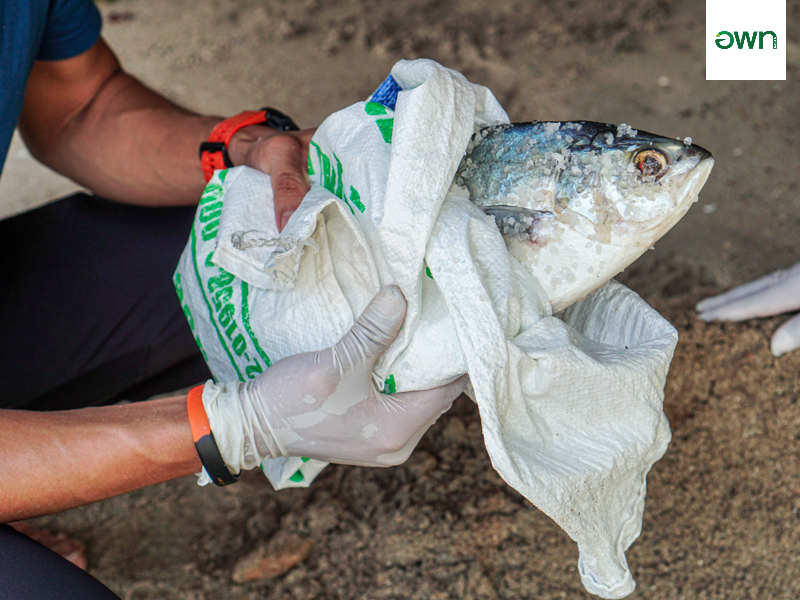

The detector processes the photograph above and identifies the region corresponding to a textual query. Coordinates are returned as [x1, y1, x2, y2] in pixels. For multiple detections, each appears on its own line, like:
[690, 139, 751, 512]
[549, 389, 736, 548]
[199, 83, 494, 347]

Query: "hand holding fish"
[696, 262, 800, 356]
[200, 287, 466, 471]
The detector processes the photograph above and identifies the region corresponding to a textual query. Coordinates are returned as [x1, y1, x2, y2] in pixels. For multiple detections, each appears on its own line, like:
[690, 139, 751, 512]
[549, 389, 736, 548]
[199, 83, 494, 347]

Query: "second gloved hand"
[202, 286, 467, 471]
[696, 261, 800, 356]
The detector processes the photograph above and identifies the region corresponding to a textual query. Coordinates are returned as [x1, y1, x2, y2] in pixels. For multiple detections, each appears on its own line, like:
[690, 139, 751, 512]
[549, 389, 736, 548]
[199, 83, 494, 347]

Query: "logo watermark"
[714, 31, 778, 50]
[706, 0, 785, 80]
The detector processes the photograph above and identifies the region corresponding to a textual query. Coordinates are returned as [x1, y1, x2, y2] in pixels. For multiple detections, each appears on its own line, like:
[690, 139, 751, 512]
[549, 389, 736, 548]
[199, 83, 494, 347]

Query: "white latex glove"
[202, 286, 467, 473]
[696, 261, 800, 356]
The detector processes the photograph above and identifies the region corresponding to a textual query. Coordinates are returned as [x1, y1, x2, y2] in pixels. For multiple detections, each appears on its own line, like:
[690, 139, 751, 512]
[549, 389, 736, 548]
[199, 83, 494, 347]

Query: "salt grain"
[616, 123, 638, 137]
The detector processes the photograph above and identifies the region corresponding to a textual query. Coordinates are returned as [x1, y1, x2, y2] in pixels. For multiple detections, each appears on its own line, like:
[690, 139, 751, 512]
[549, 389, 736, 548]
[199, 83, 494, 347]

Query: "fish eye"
[633, 149, 668, 180]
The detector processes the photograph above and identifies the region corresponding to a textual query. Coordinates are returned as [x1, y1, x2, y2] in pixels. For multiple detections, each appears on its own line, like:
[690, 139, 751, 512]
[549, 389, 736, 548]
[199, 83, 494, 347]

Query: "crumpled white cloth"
[175, 59, 677, 598]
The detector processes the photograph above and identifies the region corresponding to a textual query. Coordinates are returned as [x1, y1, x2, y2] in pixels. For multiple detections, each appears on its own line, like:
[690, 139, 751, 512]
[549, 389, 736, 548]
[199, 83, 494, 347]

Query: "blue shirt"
[0, 0, 102, 175]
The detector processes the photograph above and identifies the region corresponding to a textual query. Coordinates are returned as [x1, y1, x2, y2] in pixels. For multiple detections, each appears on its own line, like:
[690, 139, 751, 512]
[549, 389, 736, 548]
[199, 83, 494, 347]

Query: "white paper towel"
[175, 59, 677, 598]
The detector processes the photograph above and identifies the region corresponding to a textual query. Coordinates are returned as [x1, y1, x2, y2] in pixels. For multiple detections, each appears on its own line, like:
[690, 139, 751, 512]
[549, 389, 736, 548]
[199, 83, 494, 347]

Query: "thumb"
[333, 286, 407, 371]
[244, 132, 312, 231]
[372, 375, 468, 467]
[391, 375, 468, 424]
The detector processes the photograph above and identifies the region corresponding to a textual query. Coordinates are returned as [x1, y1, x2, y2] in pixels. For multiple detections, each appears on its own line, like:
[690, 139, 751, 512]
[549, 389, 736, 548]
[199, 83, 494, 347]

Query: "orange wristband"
[199, 107, 300, 182]
[187, 384, 240, 486]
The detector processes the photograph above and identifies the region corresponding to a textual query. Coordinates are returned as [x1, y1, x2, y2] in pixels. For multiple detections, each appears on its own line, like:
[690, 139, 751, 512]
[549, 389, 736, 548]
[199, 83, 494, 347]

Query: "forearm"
[0, 396, 201, 523]
[19, 37, 313, 218]
[19, 40, 220, 206]
[41, 73, 218, 206]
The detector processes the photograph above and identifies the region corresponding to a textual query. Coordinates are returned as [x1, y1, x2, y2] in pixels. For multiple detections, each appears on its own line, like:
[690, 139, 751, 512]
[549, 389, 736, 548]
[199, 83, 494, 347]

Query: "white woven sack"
[175, 59, 677, 599]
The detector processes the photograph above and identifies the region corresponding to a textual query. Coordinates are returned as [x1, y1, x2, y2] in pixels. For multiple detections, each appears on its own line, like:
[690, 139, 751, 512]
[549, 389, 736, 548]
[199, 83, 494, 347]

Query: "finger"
[696, 274, 779, 314]
[697, 265, 800, 321]
[771, 313, 800, 357]
[373, 375, 468, 467]
[247, 133, 310, 231]
[696, 262, 800, 314]
[333, 286, 407, 370]
[388, 375, 469, 422]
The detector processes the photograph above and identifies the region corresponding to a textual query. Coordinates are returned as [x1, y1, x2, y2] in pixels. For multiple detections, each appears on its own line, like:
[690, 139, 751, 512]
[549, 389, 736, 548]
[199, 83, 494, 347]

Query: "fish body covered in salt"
[455, 121, 714, 311]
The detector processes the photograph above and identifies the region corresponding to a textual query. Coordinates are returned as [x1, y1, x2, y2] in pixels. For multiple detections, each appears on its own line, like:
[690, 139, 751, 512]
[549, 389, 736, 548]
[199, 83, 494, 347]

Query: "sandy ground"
[6, 0, 800, 598]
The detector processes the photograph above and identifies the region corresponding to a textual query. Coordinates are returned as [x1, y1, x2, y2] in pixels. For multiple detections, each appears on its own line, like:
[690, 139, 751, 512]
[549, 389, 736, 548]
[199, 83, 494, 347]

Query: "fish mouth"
[679, 142, 713, 166]
[629, 152, 714, 239]
[669, 145, 714, 197]
[664, 141, 713, 173]
[685, 154, 715, 201]
[621, 151, 715, 237]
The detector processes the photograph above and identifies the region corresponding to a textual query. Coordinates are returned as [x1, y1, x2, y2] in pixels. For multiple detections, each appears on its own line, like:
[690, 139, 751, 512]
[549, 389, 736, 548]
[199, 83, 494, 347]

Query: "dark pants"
[0, 193, 212, 410]
[0, 194, 212, 597]
[0, 525, 121, 600]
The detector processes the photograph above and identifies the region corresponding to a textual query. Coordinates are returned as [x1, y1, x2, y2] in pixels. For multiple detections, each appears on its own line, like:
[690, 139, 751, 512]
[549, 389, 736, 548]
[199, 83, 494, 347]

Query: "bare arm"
[18, 37, 314, 225]
[0, 396, 200, 523]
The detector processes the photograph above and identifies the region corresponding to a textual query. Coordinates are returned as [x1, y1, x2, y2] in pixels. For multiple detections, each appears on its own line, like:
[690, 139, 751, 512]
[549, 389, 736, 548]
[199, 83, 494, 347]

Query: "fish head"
[562, 122, 714, 236]
[457, 121, 714, 311]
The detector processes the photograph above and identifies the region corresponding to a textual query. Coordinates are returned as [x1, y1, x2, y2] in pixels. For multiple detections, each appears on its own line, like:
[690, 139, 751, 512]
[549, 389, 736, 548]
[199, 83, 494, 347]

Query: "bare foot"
[9, 521, 88, 570]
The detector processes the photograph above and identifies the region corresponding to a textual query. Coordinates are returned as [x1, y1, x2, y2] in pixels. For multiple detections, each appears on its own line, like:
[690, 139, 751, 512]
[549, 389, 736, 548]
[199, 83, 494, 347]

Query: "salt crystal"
[544, 122, 560, 137]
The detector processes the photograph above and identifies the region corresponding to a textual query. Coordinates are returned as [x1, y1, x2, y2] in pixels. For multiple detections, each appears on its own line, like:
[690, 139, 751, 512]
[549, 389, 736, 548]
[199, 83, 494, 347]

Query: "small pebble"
[232, 533, 312, 583]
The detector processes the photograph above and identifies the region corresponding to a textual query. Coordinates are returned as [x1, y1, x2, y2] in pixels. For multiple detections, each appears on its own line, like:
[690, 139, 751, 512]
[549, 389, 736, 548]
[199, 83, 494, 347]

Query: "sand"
[8, 0, 800, 597]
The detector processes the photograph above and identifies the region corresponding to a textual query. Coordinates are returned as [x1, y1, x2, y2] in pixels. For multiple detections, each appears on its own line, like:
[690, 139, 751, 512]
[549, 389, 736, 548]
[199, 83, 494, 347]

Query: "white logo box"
[706, 0, 786, 80]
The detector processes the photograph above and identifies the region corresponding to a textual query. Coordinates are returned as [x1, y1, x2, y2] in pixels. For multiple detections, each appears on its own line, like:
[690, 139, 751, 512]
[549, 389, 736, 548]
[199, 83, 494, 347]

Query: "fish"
[455, 121, 714, 312]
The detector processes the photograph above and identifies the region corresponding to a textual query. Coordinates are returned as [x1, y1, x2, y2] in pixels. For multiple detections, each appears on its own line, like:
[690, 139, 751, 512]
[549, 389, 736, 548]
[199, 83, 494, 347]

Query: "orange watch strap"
[199, 110, 267, 183]
[186, 384, 212, 443]
[187, 384, 240, 486]
[207, 110, 266, 145]
[199, 107, 300, 183]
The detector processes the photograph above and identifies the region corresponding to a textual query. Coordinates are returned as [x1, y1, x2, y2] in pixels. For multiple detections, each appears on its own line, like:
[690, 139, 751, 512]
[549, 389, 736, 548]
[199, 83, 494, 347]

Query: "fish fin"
[482, 205, 552, 241]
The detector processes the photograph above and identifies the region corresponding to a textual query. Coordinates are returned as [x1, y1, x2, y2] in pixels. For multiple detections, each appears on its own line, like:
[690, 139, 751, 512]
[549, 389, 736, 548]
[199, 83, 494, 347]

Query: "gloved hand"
[202, 286, 467, 472]
[696, 261, 800, 356]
